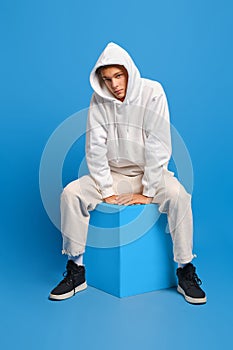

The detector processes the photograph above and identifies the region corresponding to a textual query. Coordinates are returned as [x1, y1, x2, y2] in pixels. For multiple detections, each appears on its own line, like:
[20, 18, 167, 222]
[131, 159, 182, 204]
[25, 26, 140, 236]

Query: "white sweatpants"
[60, 170, 195, 264]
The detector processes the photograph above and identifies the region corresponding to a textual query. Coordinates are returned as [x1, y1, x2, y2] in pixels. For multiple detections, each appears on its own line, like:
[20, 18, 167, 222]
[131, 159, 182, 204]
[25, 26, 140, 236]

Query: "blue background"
[1, 1, 233, 349]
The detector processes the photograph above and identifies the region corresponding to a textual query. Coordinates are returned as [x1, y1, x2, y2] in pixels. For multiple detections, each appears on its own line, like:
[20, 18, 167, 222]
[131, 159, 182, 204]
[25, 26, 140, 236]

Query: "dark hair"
[96, 64, 124, 77]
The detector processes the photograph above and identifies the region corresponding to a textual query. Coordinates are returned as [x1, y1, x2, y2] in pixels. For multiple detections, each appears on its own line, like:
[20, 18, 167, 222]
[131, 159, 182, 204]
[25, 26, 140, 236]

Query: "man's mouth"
[114, 89, 123, 95]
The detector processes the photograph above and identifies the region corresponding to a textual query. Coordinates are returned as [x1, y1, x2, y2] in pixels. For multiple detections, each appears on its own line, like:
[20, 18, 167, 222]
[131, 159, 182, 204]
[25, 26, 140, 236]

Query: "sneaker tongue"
[67, 260, 79, 272]
[184, 263, 195, 272]
[182, 263, 195, 277]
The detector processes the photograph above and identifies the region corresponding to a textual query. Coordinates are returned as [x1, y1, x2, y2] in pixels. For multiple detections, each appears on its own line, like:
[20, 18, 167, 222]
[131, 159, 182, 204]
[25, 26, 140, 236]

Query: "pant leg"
[60, 172, 135, 256]
[152, 170, 195, 264]
[60, 175, 103, 256]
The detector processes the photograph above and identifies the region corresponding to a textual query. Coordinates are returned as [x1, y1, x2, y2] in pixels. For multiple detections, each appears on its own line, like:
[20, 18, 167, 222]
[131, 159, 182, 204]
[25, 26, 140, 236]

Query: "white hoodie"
[86, 42, 172, 199]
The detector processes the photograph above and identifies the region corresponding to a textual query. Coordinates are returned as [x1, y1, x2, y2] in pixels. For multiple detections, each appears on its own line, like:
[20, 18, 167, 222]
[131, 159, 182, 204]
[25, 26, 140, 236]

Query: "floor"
[1, 238, 232, 350]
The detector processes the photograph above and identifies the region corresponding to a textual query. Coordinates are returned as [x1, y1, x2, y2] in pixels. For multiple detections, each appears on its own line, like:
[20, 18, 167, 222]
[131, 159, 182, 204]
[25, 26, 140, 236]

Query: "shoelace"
[59, 270, 76, 295]
[186, 271, 202, 287]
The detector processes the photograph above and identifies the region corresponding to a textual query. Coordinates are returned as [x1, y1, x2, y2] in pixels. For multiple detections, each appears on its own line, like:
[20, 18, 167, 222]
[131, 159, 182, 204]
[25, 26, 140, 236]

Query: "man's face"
[100, 66, 128, 101]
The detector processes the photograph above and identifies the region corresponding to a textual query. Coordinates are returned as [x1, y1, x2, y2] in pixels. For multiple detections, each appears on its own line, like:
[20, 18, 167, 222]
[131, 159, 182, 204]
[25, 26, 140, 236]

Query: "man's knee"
[165, 181, 190, 203]
[61, 179, 82, 201]
[61, 175, 93, 202]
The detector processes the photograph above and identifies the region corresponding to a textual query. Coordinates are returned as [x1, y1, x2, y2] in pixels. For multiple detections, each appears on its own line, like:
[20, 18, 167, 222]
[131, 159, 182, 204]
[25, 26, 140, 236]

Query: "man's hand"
[103, 195, 118, 204]
[104, 194, 153, 205]
[116, 193, 153, 205]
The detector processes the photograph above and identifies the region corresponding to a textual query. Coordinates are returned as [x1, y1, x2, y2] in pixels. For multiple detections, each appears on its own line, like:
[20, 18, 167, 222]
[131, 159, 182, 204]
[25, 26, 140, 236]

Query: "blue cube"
[84, 203, 176, 297]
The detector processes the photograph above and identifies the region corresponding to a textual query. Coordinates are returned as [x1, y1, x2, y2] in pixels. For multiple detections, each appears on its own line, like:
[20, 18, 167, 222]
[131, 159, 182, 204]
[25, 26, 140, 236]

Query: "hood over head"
[90, 42, 142, 103]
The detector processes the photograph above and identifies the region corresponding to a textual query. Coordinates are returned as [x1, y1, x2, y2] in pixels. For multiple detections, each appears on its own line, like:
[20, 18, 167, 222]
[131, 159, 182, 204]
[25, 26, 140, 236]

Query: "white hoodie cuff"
[101, 187, 115, 199]
[142, 188, 156, 198]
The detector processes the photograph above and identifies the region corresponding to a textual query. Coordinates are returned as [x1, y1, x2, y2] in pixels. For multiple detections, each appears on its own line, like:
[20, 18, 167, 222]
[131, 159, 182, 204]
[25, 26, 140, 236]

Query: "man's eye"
[116, 74, 123, 78]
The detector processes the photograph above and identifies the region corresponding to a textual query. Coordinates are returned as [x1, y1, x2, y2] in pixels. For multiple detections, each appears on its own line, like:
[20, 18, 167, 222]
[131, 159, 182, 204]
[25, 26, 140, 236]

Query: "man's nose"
[111, 78, 119, 88]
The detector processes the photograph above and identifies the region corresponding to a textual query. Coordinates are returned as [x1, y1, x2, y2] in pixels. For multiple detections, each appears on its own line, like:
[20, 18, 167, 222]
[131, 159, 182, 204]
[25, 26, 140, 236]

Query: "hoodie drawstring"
[126, 99, 129, 136]
[113, 99, 130, 163]
[113, 101, 119, 163]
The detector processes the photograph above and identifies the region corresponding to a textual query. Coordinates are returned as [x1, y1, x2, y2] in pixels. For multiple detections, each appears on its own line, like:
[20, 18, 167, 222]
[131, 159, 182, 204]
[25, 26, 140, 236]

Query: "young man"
[49, 42, 207, 304]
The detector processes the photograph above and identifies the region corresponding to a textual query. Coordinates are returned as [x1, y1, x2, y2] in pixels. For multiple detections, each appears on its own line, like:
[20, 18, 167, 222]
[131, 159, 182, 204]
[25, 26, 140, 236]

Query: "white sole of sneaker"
[49, 281, 87, 301]
[177, 285, 207, 304]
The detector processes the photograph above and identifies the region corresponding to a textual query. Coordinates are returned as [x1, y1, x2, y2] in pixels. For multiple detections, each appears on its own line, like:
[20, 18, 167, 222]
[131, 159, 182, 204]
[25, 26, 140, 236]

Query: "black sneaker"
[176, 263, 207, 304]
[49, 260, 87, 301]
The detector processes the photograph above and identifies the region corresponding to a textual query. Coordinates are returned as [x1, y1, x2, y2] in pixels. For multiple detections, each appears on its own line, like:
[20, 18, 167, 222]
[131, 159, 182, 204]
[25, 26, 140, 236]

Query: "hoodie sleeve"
[86, 94, 115, 198]
[142, 86, 172, 197]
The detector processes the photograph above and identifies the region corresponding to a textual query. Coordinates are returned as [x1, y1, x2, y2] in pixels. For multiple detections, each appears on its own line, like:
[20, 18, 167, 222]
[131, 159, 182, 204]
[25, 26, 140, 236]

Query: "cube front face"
[84, 204, 176, 297]
[84, 245, 121, 297]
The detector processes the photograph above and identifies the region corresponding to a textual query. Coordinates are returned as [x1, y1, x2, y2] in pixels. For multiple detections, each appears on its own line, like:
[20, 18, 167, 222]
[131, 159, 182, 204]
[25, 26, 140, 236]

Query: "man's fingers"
[110, 194, 149, 205]
[116, 194, 133, 204]
[104, 198, 117, 204]
[116, 194, 133, 199]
